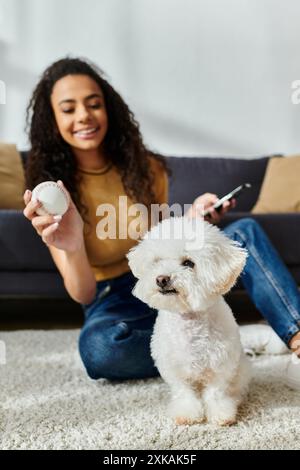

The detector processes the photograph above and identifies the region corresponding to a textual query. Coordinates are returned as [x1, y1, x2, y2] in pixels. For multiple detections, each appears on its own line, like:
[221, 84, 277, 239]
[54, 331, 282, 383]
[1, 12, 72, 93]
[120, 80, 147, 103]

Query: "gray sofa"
[0, 153, 299, 318]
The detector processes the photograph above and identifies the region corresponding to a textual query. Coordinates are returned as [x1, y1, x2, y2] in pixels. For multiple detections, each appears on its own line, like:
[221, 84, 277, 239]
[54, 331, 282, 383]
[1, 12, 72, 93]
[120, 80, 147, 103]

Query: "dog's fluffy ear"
[211, 240, 248, 296]
[126, 243, 144, 278]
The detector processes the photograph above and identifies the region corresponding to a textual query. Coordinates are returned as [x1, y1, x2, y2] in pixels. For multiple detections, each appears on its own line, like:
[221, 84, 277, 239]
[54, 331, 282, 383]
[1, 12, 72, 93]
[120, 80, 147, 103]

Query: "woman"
[23, 57, 300, 385]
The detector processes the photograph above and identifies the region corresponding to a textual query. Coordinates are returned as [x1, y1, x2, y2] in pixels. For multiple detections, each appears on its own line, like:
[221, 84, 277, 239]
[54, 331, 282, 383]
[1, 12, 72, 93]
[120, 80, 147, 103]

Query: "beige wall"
[0, 0, 300, 157]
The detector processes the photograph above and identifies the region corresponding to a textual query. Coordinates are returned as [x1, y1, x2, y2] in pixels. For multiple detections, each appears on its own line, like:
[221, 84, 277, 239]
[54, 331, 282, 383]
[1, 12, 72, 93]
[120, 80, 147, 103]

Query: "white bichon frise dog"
[127, 216, 251, 426]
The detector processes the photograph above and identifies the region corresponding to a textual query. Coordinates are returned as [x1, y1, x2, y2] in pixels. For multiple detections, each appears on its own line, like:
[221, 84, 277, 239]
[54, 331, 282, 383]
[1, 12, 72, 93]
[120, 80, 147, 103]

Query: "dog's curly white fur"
[127, 216, 251, 426]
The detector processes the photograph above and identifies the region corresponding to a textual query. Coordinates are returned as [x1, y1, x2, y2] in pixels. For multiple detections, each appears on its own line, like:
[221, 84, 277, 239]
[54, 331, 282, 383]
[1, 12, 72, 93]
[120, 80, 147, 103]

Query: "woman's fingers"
[23, 186, 63, 247]
[221, 201, 230, 213]
[220, 198, 236, 215]
[57, 180, 77, 212]
[57, 180, 65, 189]
[57, 180, 71, 202]
[41, 222, 60, 244]
[31, 214, 62, 235]
[23, 189, 32, 206]
[23, 199, 42, 220]
[208, 210, 221, 223]
[230, 198, 237, 209]
[32, 214, 61, 229]
[205, 204, 222, 223]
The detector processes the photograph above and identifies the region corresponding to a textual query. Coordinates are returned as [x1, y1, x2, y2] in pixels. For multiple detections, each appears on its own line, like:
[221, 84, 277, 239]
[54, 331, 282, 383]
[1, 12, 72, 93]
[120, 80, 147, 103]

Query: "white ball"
[31, 181, 69, 216]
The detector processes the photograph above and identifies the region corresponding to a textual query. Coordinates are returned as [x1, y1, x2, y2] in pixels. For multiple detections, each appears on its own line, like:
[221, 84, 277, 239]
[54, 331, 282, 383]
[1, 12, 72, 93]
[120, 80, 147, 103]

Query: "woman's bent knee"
[78, 322, 158, 380]
[79, 326, 119, 379]
[229, 217, 259, 233]
[225, 217, 263, 245]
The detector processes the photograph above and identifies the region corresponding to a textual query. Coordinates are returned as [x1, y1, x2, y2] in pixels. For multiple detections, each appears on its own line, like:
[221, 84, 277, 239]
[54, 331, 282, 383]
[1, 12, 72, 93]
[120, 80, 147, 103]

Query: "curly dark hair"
[25, 56, 170, 220]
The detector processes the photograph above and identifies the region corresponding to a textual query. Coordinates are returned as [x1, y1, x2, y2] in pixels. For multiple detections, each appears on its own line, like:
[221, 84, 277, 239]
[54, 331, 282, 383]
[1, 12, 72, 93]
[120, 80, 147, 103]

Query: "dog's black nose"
[156, 275, 171, 288]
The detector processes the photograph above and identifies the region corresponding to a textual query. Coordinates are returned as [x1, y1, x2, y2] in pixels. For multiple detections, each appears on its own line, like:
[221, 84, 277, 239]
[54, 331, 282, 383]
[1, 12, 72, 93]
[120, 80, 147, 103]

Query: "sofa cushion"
[252, 155, 300, 213]
[0, 142, 25, 209]
[166, 155, 274, 212]
[0, 210, 55, 271]
[21, 152, 273, 213]
[0, 271, 68, 297]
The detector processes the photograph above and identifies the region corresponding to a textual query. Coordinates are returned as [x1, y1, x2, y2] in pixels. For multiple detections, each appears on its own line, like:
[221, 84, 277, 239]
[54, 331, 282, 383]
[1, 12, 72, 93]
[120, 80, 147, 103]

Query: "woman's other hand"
[186, 193, 236, 224]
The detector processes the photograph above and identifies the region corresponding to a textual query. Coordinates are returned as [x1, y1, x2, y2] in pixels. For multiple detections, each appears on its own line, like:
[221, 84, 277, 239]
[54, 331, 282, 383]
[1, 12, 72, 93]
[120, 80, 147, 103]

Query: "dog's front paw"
[206, 400, 238, 426]
[174, 415, 205, 426]
[210, 415, 237, 426]
[169, 398, 205, 426]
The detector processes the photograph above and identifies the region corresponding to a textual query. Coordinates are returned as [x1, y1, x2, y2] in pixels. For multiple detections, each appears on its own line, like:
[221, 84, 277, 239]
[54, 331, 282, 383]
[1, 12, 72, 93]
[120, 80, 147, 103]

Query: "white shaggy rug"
[1, 329, 300, 450]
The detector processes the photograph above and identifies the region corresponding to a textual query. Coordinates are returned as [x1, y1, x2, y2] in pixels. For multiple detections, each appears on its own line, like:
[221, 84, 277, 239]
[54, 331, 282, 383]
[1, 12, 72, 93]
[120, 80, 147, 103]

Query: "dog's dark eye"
[182, 259, 195, 269]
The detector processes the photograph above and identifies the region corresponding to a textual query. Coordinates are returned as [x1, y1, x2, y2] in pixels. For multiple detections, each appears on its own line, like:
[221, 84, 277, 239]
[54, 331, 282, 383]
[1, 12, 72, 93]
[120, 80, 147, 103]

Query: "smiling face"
[50, 74, 108, 156]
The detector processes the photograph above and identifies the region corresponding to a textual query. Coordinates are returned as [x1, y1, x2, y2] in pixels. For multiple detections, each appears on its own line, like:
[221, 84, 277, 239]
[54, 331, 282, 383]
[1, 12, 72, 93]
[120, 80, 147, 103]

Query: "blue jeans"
[79, 218, 300, 380]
